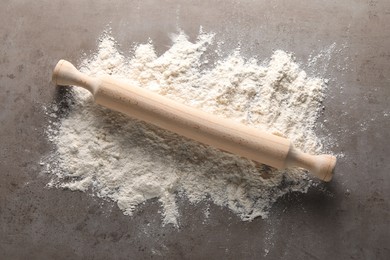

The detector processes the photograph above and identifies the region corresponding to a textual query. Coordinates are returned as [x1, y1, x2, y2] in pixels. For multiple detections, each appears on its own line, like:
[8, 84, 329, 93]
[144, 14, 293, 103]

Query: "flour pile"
[45, 30, 328, 227]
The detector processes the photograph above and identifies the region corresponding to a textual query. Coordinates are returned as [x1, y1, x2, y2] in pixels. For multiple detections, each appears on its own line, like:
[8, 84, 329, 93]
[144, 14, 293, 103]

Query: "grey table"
[1, 0, 389, 259]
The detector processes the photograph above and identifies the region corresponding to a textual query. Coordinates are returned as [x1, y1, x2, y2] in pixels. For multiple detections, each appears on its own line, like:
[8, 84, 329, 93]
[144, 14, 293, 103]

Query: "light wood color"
[52, 60, 337, 181]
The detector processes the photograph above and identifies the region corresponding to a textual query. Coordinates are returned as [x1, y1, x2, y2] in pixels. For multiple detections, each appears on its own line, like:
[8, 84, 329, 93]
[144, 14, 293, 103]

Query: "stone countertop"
[1, 0, 389, 259]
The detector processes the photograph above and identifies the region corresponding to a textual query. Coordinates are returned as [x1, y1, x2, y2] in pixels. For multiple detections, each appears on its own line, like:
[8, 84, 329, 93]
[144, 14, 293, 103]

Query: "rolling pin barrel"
[52, 60, 336, 181]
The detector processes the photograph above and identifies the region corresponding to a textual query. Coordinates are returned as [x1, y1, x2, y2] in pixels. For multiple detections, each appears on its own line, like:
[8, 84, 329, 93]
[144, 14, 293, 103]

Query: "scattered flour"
[45, 30, 329, 227]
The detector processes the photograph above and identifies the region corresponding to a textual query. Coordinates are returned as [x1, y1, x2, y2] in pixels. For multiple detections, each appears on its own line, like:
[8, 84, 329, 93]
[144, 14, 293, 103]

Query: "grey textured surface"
[1, 0, 389, 259]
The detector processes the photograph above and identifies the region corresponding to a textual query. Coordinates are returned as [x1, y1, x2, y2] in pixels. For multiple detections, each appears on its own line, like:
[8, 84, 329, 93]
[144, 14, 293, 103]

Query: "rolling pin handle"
[52, 60, 98, 94]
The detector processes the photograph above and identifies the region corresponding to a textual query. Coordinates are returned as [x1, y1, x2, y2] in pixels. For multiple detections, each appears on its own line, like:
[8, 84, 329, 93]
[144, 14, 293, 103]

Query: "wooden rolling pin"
[52, 60, 336, 181]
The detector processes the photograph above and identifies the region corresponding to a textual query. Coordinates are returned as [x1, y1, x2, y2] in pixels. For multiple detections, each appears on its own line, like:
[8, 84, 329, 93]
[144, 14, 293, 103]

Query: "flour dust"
[44, 30, 331, 227]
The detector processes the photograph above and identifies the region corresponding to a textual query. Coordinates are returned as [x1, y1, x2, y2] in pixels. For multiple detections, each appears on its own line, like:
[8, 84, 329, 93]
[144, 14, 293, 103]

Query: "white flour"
[45, 30, 329, 227]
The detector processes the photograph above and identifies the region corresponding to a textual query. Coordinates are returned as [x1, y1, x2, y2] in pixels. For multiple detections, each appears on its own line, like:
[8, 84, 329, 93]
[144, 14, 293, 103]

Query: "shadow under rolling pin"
[52, 59, 337, 182]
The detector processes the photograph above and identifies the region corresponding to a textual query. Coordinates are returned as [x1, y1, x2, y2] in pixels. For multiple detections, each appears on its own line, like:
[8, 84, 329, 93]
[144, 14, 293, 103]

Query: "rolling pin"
[52, 60, 336, 181]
